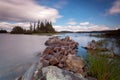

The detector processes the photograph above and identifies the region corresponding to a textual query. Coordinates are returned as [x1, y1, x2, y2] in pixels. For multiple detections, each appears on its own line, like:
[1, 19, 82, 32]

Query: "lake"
[0, 33, 119, 80]
[0, 34, 50, 80]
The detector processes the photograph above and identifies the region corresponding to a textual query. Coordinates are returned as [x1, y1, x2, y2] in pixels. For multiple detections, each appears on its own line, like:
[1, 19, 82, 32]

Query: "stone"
[42, 66, 87, 80]
[66, 54, 85, 69]
[49, 57, 59, 65]
[45, 37, 61, 46]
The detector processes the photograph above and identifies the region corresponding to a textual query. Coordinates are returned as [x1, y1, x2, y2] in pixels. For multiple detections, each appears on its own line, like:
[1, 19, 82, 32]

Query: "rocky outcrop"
[83, 40, 114, 57]
[40, 36, 85, 75]
[16, 36, 87, 80]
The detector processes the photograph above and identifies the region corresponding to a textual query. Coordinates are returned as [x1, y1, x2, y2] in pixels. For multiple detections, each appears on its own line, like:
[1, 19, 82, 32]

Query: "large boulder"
[66, 54, 85, 75]
[42, 66, 87, 80]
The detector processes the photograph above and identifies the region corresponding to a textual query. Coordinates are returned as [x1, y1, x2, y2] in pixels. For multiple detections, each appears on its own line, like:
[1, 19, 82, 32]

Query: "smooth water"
[0, 34, 49, 80]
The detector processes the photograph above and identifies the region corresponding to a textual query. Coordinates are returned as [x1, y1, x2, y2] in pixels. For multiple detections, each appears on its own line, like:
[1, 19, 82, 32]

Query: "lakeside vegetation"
[86, 39, 120, 80]
[0, 29, 7, 33]
[87, 53, 120, 80]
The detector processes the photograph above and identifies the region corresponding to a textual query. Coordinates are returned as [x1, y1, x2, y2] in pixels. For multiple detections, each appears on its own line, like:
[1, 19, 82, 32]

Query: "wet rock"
[42, 66, 87, 80]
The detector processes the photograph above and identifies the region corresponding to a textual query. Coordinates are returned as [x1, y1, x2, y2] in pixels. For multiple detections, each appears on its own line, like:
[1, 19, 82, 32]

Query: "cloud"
[106, 0, 120, 15]
[80, 22, 90, 26]
[0, 22, 30, 32]
[0, 0, 61, 22]
[54, 22, 110, 32]
[67, 19, 77, 25]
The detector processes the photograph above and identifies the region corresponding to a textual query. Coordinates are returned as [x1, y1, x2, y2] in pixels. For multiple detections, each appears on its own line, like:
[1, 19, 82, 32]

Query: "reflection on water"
[0, 34, 49, 80]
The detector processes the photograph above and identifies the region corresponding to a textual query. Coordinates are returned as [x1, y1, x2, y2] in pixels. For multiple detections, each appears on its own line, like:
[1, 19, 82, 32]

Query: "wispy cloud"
[67, 19, 77, 25]
[0, 0, 61, 22]
[80, 22, 90, 26]
[106, 0, 120, 15]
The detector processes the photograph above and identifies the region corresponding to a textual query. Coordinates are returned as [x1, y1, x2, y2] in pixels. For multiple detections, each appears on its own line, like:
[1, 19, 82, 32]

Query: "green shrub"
[87, 54, 120, 80]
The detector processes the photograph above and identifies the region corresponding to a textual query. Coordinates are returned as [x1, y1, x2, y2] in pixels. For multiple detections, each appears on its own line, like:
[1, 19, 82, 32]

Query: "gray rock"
[42, 66, 87, 80]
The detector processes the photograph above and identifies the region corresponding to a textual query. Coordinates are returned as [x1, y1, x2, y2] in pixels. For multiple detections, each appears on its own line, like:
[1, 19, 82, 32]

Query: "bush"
[87, 54, 120, 80]
[11, 26, 25, 34]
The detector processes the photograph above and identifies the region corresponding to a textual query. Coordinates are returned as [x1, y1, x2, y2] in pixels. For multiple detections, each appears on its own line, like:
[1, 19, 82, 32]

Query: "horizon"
[0, 0, 120, 32]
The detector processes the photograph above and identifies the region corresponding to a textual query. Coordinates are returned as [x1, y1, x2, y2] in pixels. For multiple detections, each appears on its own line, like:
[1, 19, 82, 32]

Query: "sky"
[0, 0, 120, 32]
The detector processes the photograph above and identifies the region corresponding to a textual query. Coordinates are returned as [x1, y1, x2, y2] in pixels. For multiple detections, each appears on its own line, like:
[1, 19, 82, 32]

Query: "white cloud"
[54, 22, 110, 32]
[106, 0, 120, 15]
[67, 21, 77, 25]
[67, 19, 77, 25]
[0, 0, 61, 22]
[80, 22, 90, 26]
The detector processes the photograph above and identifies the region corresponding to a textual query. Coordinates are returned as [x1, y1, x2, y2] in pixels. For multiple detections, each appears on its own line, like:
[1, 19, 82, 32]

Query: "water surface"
[0, 34, 49, 80]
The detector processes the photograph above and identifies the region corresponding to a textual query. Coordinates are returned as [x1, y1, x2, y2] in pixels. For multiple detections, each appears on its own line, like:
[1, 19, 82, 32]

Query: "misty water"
[0, 33, 120, 80]
[0, 34, 49, 80]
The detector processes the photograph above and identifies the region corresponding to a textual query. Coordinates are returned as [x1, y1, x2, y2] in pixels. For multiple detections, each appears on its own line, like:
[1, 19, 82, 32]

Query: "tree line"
[11, 20, 56, 34]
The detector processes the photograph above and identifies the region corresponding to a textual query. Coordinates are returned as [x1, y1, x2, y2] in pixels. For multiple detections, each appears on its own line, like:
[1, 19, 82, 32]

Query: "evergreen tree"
[33, 22, 36, 32]
[30, 22, 33, 32]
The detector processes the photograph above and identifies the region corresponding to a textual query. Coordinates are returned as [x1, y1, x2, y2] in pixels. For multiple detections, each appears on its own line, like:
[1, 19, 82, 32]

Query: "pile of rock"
[40, 36, 85, 75]
[16, 36, 87, 80]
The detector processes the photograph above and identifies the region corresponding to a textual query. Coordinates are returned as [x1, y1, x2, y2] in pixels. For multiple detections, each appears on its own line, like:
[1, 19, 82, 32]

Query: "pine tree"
[33, 22, 36, 32]
[30, 22, 33, 32]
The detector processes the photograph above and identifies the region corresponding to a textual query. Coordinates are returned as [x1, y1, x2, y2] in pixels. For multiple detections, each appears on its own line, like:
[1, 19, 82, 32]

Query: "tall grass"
[87, 54, 120, 80]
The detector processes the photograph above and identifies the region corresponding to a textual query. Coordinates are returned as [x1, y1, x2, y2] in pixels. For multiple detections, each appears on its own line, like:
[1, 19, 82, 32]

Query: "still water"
[0, 33, 119, 80]
[0, 34, 49, 80]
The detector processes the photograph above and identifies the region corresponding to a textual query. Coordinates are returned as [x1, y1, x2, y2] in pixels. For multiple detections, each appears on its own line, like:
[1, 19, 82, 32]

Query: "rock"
[66, 54, 85, 75]
[64, 36, 70, 41]
[85, 40, 96, 50]
[16, 76, 23, 80]
[45, 37, 61, 46]
[42, 66, 87, 80]
[49, 57, 59, 65]
[41, 59, 49, 67]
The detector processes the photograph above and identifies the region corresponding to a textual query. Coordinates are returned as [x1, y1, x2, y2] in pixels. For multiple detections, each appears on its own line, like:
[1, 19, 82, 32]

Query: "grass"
[87, 53, 120, 80]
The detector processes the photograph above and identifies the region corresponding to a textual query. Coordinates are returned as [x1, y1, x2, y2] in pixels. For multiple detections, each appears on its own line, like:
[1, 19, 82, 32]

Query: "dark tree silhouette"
[11, 26, 25, 34]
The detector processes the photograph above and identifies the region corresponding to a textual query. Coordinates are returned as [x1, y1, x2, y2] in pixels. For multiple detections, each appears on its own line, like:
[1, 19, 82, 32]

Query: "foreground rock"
[40, 36, 85, 75]
[16, 36, 87, 80]
[42, 66, 87, 80]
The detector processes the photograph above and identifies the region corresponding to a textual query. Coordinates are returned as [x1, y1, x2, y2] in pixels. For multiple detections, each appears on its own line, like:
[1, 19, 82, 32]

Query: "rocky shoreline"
[16, 36, 92, 80]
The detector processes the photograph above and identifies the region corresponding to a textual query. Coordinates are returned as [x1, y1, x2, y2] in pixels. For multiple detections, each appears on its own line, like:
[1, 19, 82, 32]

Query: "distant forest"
[11, 20, 56, 34]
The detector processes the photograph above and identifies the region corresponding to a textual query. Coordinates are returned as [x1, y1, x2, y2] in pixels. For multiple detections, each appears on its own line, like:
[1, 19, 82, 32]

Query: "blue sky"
[0, 0, 120, 31]
[39, 0, 119, 27]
